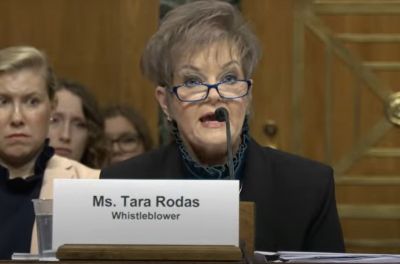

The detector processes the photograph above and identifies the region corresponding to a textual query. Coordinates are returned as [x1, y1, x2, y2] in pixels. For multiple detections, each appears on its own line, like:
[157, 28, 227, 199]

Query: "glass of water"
[32, 199, 53, 258]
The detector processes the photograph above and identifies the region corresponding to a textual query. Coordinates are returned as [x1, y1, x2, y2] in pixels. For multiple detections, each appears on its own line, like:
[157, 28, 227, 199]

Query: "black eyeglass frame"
[107, 134, 142, 153]
[169, 79, 252, 103]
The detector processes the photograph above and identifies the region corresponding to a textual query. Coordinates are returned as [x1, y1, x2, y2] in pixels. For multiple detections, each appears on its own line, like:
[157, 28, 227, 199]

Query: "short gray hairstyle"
[140, 0, 261, 87]
[0, 46, 56, 100]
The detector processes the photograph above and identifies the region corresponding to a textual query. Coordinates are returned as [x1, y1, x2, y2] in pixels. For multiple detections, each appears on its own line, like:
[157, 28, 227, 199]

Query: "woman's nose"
[10, 104, 24, 127]
[111, 141, 123, 153]
[59, 122, 71, 142]
[207, 85, 221, 101]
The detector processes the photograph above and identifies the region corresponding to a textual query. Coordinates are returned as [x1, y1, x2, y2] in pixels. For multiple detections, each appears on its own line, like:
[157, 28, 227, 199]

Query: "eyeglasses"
[170, 79, 251, 102]
[107, 133, 142, 153]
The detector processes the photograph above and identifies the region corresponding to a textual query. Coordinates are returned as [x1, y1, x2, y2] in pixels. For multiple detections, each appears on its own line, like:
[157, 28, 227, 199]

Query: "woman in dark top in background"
[0, 46, 99, 259]
[101, 0, 345, 252]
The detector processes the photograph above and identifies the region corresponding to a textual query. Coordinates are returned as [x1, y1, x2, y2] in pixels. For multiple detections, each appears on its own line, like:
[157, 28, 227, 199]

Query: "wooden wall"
[242, 0, 400, 253]
[0, 0, 159, 143]
[241, 0, 295, 149]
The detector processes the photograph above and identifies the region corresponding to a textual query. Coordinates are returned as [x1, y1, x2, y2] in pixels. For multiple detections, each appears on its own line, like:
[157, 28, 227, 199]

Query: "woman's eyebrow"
[221, 60, 241, 69]
[177, 65, 200, 72]
[176, 65, 206, 79]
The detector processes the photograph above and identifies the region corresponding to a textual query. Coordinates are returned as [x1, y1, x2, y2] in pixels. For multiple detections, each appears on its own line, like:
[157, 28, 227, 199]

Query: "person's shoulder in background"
[100, 143, 178, 179]
[46, 154, 100, 179]
[40, 155, 100, 199]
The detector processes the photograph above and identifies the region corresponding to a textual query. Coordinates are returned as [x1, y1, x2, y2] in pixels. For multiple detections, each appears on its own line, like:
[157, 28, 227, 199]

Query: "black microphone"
[215, 107, 234, 180]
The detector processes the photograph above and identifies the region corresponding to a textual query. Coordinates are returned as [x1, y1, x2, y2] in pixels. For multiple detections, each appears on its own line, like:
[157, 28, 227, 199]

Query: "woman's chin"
[111, 155, 132, 164]
[192, 138, 227, 155]
[197, 132, 225, 145]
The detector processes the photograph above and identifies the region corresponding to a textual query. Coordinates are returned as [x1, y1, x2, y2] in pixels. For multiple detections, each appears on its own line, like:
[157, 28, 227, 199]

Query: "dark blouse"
[0, 144, 53, 260]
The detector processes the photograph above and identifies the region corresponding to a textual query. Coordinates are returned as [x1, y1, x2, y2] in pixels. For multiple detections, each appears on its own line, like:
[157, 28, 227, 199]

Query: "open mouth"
[199, 112, 219, 123]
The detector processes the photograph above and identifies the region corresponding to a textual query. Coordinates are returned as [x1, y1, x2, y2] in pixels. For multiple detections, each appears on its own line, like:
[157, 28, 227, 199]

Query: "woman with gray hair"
[0, 46, 99, 259]
[101, 0, 344, 252]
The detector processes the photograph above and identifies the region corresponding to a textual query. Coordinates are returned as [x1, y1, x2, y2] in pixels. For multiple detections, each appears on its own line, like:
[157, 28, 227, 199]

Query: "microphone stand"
[215, 107, 235, 180]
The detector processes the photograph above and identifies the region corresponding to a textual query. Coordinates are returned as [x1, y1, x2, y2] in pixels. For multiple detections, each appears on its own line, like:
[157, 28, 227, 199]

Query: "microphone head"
[215, 107, 228, 122]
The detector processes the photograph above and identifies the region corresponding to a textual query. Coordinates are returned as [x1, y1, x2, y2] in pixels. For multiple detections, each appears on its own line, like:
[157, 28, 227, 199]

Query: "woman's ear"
[155, 86, 172, 120]
[246, 79, 253, 114]
[248, 79, 254, 94]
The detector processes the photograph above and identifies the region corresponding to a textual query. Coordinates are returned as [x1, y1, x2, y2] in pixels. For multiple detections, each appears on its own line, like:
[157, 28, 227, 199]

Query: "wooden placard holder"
[56, 201, 255, 263]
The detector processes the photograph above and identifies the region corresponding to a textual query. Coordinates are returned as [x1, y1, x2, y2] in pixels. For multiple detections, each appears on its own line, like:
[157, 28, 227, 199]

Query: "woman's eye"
[222, 74, 238, 84]
[73, 120, 87, 129]
[27, 97, 40, 106]
[121, 136, 138, 144]
[0, 97, 9, 106]
[183, 78, 202, 88]
[50, 116, 60, 124]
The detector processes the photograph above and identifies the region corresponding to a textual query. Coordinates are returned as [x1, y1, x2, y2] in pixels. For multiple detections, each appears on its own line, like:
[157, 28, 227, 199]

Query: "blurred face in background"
[105, 115, 144, 164]
[48, 89, 88, 161]
[0, 68, 53, 168]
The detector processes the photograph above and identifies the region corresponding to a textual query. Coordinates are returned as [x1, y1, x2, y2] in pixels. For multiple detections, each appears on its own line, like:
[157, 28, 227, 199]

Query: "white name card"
[53, 179, 239, 249]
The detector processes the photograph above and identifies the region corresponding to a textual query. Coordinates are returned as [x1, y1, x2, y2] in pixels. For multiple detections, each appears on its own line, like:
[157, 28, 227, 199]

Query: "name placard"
[53, 179, 239, 249]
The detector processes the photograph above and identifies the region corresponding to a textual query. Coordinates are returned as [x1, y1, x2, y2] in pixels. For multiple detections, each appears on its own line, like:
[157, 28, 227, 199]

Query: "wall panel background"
[0, 0, 159, 143]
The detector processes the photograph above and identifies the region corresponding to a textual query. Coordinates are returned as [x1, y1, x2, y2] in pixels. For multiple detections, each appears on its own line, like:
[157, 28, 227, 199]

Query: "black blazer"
[101, 138, 345, 252]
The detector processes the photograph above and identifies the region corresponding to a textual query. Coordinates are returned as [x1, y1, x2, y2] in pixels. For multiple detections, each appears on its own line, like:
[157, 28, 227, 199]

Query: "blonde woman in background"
[0, 46, 99, 259]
